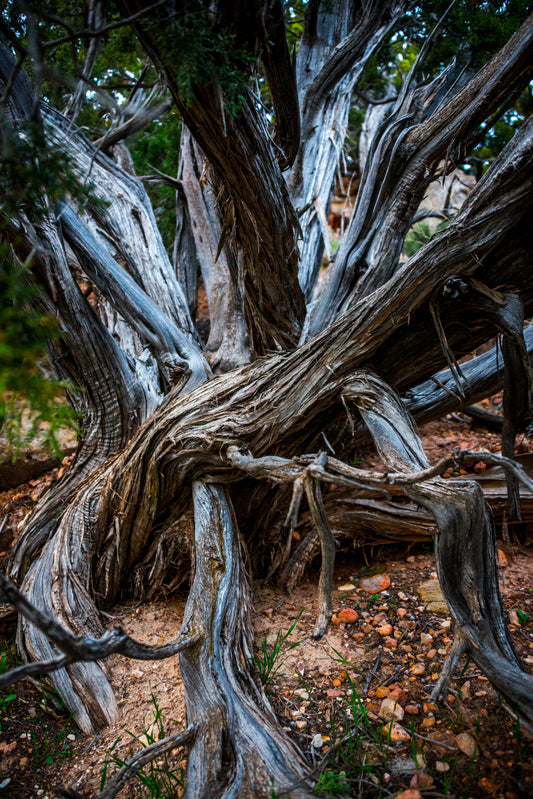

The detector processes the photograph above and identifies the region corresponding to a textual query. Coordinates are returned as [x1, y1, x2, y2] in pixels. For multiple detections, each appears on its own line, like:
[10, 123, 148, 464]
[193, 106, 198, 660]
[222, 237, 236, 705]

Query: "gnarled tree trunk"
[2, 5, 533, 798]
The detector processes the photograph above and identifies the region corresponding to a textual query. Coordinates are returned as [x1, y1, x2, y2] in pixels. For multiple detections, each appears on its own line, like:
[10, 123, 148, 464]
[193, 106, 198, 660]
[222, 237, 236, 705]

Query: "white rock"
[380, 697, 405, 722]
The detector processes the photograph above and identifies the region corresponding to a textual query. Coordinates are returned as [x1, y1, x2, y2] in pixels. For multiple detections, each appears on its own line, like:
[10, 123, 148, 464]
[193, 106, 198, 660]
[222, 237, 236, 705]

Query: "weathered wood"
[3, 6, 533, 795]
[343, 372, 533, 728]
[179, 482, 313, 798]
[307, 12, 533, 336]
[179, 126, 250, 370]
[287, 0, 408, 299]
[119, 0, 306, 356]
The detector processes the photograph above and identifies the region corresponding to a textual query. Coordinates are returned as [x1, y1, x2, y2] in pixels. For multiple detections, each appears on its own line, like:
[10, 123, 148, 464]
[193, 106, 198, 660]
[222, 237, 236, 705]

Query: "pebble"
[404, 704, 419, 715]
[338, 583, 356, 592]
[375, 685, 390, 698]
[379, 697, 405, 722]
[410, 662, 425, 676]
[311, 733, 324, 749]
[417, 580, 449, 614]
[508, 610, 519, 626]
[389, 757, 418, 774]
[389, 688, 407, 705]
[326, 689, 344, 697]
[436, 760, 450, 772]
[456, 731, 477, 758]
[295, 718, 307, 730]
[337, 607, 359, 623]
[410, 771, 434, 789]
[377, 623, 393, 636]
[360, 574, 391, 593]
[382, 721, 411, 742]
[396, 792, 423, 799]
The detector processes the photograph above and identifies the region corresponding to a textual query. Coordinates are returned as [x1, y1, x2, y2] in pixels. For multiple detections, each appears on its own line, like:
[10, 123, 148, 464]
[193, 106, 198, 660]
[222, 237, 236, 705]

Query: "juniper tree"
[1, 2, 533, 797]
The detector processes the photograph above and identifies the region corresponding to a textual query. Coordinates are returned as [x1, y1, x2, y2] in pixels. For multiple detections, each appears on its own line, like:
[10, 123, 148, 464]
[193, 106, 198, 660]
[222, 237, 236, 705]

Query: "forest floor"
[1, 408, 533, 799]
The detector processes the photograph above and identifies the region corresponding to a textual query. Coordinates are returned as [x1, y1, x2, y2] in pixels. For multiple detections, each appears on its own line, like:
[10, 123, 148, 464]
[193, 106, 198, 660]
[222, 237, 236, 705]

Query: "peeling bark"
[3, 6, 533, 796]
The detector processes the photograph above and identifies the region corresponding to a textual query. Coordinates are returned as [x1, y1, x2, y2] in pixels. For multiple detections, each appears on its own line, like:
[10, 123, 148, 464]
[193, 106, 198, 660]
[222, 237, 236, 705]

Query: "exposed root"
[95, 726, 195, 799]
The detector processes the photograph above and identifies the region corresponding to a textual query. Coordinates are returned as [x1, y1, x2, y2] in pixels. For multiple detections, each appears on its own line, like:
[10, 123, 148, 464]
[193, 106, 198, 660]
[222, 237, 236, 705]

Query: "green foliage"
[0, 248, 80, 457]
[153, 7, 255, 115]
[0, 116, 88, 456]
[29, 718, 74, 765]
[252, 610, 303, 690]
[403, 219, 449, 258]
[101, 695, 185, 799]
[0, 639, 20, 733]
[355, 0, 532, 169]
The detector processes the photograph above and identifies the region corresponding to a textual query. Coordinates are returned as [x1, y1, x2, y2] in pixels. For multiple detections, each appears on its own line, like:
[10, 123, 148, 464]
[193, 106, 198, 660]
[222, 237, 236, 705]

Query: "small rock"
[421, 716, 436, 728]
[417, 580, 449, 615]
[385, 636, 398, 649]
[360, 574, 391, 593]
[396, 792, 422, 799]
[295, 718, 307, 730]
[326, 689, 344, 697]
[508, 610, 520, 626]
[478, 777, 498, 794]
[409, 662, 425, 676]
[389, 757, 418, 774]
[423, 701, 438, 714]
[377, 623, 393, 636]
[436, 760, 450, 772]
[389, 688, 408, 706]
[294, 688, 310, 700]
[456, 731, 477, 758]
[397, 607, 408, 617]
[311, 734, 324, 749]
[382, 721, 411, 742]
[404, 704, 420, 715]
[380, 697, 405, 722]
[337, 607, 359, 624]
[410, 771, 434, 789]
[375, 685, 390, 698]
[338, 583, 356, 592]
[420, 632, 433, 645]
[398, 591, 409, 600]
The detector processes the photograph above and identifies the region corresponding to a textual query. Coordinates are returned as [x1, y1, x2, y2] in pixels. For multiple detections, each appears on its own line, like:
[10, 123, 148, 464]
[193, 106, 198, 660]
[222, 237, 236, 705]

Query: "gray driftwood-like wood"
[2, 5, 533, 797]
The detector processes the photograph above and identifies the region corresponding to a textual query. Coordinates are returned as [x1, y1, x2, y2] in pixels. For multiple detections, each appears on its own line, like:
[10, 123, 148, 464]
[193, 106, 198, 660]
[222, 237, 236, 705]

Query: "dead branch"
[0, 571, 203, 690]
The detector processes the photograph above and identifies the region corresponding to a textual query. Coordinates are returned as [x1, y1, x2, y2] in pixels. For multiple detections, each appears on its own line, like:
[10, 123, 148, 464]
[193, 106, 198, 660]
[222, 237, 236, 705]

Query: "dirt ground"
[1, 409, 533, 799]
